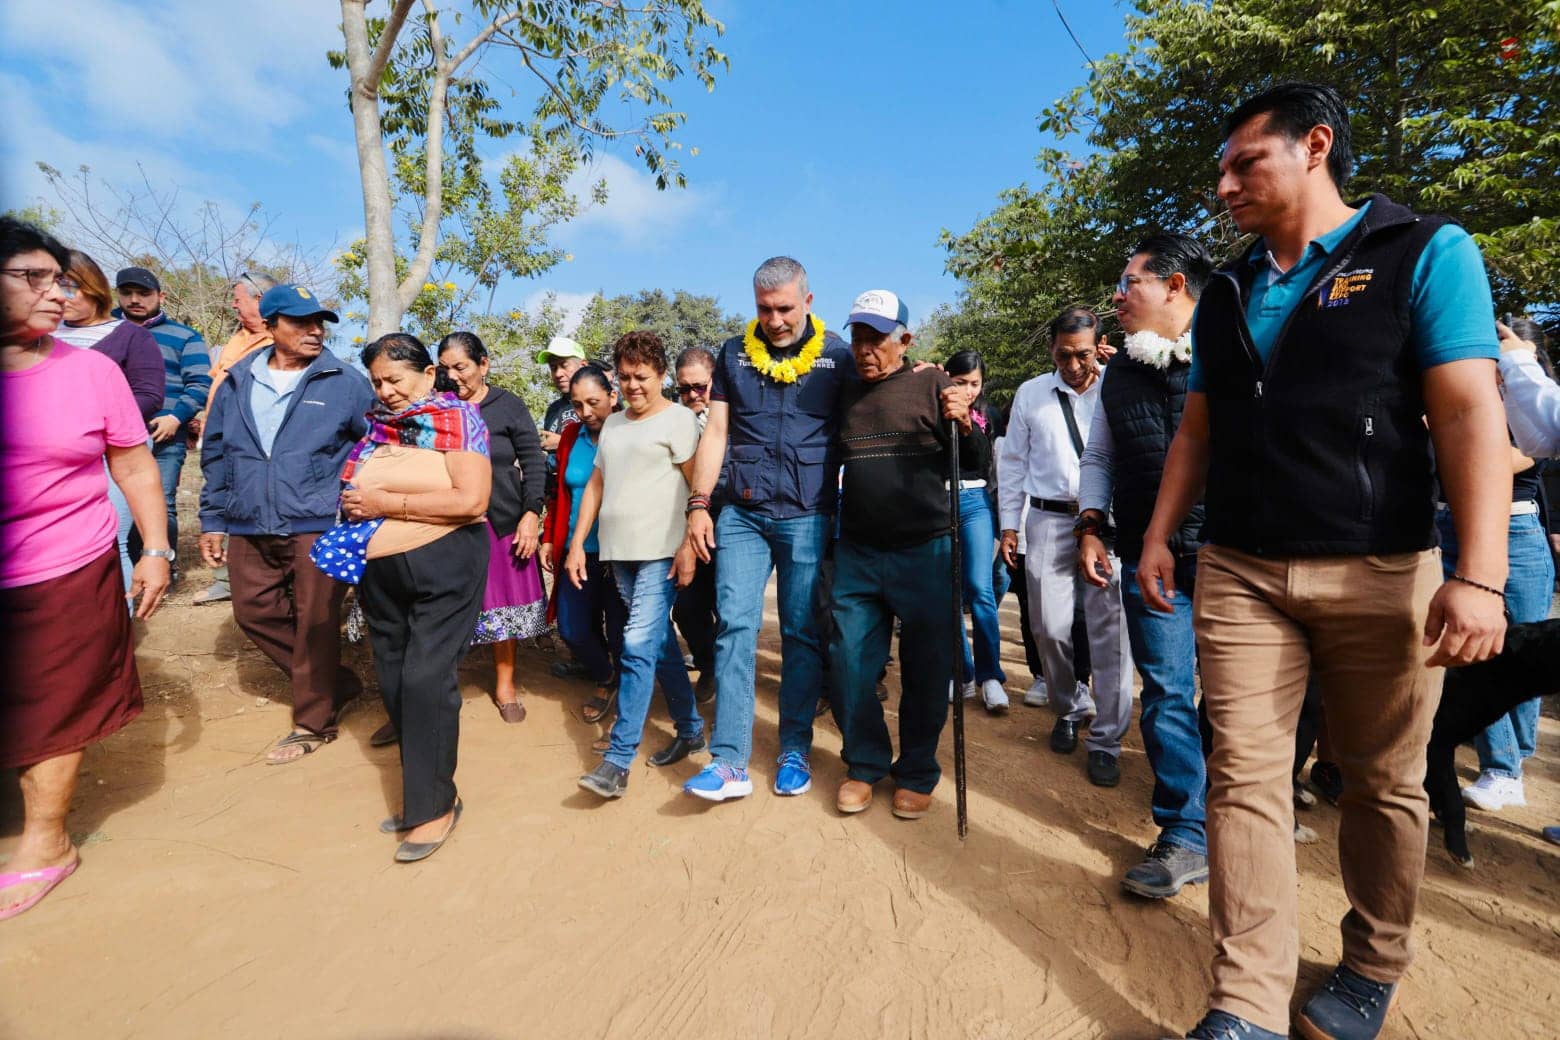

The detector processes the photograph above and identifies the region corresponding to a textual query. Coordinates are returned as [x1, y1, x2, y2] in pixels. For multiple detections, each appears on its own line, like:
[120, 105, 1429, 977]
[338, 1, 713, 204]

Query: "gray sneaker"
[1122, 841, 1209, 899]
[578, 760, 629, 799]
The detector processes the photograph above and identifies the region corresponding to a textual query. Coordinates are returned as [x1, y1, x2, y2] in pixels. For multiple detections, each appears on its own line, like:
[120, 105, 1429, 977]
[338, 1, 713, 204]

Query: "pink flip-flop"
[0, 858, 80, 921]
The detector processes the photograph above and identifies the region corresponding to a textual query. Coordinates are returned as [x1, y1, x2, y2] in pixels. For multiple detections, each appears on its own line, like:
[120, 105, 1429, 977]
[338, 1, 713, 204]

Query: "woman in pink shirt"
[0, 217, 173, 920]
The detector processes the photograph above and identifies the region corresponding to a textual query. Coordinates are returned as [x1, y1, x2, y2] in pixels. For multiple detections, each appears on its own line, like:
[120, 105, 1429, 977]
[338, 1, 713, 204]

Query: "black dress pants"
[358, 524, 489, 828]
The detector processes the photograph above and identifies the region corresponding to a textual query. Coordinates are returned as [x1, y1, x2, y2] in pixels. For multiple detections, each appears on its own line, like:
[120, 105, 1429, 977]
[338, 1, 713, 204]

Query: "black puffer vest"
[1195, 194, 1448, 556]
[1100, 352, 1204, 562]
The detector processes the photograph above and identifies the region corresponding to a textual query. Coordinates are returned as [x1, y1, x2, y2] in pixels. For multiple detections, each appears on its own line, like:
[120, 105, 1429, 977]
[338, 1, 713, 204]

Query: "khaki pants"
[1193, 544, 1444, 1032]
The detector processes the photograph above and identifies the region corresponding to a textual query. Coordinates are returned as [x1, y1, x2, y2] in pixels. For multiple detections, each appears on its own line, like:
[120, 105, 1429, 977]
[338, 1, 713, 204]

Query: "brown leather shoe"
[891, 788, 933, 820]
[836, 779, 873, 814]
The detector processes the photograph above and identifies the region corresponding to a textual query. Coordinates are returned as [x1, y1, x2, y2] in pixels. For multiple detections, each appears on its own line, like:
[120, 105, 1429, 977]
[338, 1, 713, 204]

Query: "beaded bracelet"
[686, 494, 711, 515]
[1451, 573, 1505, 600]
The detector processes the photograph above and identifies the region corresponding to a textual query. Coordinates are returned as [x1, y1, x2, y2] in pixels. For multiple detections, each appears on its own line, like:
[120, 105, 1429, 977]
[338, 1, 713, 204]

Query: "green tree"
[571, 288, 744, 363]
[333, 0, 728, 337]
[941, 0, 1560, 399]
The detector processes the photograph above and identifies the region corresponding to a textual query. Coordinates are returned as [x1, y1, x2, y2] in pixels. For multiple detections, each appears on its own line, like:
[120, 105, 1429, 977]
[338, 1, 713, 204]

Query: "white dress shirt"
[1500, 350, 1560, 458]
[997, 371, 1102, 531]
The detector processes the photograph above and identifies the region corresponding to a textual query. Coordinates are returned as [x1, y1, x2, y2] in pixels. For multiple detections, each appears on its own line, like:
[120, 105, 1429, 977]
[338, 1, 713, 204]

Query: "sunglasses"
[677, 381, 710, 396]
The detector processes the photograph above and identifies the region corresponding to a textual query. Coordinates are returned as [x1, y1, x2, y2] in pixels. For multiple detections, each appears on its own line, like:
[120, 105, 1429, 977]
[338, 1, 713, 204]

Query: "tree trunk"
[340, 0, 404, 338]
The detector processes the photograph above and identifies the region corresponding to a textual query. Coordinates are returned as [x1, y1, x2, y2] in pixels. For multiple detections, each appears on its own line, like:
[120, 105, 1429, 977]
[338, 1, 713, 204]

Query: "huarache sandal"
[496, 699, 526, 724]
[265, 729, 334, 765]
[0, 858, 80, 921]
[580, 687, 618, 725]
[395, 799, 462, 863]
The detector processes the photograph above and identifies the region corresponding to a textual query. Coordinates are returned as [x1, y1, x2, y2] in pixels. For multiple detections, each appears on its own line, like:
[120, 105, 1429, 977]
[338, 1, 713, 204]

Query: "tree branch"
[365, 0, 418, 96]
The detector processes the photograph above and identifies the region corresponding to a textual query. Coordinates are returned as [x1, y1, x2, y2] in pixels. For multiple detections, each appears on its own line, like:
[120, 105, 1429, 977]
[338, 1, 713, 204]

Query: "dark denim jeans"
[1120, 555, 1207, 855]
[556, 552, 626, 685]
[829, 535, 954, 794]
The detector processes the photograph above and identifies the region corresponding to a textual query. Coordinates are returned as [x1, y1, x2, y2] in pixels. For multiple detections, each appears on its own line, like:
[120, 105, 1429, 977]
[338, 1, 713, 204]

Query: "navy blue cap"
[115, 266, 161, 291]
[258, 283, 340, 322]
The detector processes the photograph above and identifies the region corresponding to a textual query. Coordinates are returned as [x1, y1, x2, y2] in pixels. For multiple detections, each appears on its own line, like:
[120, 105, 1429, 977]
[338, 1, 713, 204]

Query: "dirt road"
[3, 567, 1557, 1039]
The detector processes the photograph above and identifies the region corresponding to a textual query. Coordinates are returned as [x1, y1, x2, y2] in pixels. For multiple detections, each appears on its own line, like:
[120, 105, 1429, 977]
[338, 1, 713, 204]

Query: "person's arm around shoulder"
[1497, 322, 1560, 458]
[1424, 357, 1509, 666]
[685, 399, 729, 562]
[1135, 391, 1212, 611]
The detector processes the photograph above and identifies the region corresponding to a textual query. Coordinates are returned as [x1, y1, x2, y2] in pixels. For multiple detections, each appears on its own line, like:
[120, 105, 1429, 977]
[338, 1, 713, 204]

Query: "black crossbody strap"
[1054, 388, 1085, 457]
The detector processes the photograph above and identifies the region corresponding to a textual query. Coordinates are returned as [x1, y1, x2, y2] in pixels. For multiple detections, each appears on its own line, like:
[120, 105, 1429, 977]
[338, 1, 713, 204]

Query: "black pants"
[1007, 554, 1091, 683]
[672, 552, 718, 673]
[358, 524, 489, 828]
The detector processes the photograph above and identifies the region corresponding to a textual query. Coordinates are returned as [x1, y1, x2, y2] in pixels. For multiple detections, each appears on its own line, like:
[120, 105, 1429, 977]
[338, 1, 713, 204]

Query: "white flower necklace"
[1122, 329, 1192, 370]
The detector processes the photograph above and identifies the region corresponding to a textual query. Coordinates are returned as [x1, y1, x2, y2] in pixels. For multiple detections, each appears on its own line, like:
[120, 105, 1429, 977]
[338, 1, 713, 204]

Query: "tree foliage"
[940, 0, 1560, 405]
[571, 288, 744, 363]
[333, 0, 727, 335]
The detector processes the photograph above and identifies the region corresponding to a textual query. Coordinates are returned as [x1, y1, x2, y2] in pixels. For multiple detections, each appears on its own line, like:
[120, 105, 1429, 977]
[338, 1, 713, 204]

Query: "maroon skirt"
[0, 547, 143, 769]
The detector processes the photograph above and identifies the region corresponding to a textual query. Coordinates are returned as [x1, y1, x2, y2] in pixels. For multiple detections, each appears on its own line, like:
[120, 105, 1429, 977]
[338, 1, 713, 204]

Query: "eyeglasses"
[1114, 273, 1162, 296]
[2, 268, 79, 297]
[677, 381, 710, 396]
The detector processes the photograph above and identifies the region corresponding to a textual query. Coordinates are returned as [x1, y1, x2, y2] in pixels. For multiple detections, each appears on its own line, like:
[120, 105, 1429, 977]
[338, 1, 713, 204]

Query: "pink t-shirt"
[1, 339, 148, 587]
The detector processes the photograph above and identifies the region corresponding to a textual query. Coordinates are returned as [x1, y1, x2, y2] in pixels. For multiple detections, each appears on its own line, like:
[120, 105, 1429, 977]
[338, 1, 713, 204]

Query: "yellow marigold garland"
[741, 315, 826, 384]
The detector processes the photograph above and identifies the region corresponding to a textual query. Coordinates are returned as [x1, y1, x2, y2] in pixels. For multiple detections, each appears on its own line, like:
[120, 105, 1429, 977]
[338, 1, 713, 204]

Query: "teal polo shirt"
[1189, 202, 1499, 391]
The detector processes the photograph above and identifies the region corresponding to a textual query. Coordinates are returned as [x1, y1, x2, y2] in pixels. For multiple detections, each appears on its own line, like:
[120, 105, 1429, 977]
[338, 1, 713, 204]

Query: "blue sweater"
[113, 308, 212, 425]
[199, 348, 374, 536]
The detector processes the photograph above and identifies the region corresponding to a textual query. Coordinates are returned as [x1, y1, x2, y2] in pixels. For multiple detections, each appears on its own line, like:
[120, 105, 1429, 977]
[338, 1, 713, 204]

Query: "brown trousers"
[1193, 544, 1444, 1033]
[228, 534, 358, 736]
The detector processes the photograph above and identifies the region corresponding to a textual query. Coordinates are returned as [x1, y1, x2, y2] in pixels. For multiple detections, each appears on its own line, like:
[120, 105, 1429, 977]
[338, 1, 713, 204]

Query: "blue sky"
[0, 0, 1128, 335]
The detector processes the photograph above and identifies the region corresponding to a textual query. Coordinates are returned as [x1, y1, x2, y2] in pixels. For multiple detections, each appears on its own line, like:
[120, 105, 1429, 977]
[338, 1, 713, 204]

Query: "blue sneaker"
[1296, 964, 1396, 1039]
[773, 751, 811, 796]
[683, 762, 753, 802]
[1179, 1010, 1286, 1039]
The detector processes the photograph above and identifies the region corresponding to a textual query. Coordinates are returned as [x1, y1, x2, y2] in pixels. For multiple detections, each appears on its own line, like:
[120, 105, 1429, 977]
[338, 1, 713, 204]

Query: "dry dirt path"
[3, 564, 1558, 1039]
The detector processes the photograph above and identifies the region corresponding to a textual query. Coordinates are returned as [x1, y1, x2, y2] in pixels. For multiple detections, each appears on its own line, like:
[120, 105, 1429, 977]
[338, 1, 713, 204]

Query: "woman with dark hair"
[315, 332, 491, 862]
[566, 331, 704, 798]
[943, 350, 1007, 713]
[438, 330, 548, 722]
[542, 364, 628, 726]
[54, 249, 165, 601]
[0, 216, 173, 918]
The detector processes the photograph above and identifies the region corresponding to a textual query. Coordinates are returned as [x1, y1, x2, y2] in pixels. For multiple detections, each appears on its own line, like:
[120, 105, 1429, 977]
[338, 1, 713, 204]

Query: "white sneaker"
[947, 679, 978, 703]
[1461, 772, 1526, 812]
[1023, 677, 1048, 707]
[981, 679, 1009, 713]
[1075, 680, 1092, 703]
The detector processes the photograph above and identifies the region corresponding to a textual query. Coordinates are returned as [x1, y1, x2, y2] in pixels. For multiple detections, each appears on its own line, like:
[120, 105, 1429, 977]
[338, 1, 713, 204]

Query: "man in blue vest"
[1138, 84, 1509, 1040]
[681, 256, 855, 802]
[1077, 232, 1213, 901]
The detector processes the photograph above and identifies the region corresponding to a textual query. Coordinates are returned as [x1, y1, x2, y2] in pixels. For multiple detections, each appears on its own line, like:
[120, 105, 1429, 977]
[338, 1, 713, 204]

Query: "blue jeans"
[556, 552, 627, 685]
[830, 536, 954, 793]
[1437, 508, 1554, 777]
[1121, 556, 1207, 855]
[151, 436, 185, 556]
[605, 560, 704, 770]
[958, 487, 1006, 684]
[709, 507, 829, 767]
[105, 463, 135, 595]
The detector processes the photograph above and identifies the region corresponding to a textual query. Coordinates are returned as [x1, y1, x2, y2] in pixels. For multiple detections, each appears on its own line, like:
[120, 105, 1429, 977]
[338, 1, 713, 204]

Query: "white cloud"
[564, 154, 717, 243]
[521, 289, 598, 334]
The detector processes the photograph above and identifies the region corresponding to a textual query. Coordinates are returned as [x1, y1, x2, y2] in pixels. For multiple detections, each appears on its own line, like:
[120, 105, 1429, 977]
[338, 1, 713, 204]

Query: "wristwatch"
[142, 548, 177, 562]
[1072, 510, 1106, 542]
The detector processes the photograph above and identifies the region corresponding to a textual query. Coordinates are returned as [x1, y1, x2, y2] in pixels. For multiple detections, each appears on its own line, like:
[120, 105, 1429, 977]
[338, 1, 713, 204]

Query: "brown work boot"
[836, 779, 873, 814]
[891, 788, 933, 820]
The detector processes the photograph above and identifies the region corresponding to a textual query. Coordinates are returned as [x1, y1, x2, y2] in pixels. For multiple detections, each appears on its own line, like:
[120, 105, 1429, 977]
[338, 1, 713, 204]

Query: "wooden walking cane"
[947, 419, 969, 840]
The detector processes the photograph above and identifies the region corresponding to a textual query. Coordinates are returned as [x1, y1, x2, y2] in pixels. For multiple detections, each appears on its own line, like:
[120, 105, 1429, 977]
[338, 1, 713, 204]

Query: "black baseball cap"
[116, 266, 161, 292]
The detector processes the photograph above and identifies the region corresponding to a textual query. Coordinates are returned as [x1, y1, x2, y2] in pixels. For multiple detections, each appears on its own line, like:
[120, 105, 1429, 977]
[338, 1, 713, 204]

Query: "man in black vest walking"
[1138, 84, 1509, 1040]
[1076, 233, 1213, 901]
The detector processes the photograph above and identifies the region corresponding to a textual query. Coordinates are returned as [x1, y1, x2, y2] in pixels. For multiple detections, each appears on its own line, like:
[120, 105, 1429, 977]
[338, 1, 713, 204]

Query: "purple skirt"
[471, 521, 547, 645]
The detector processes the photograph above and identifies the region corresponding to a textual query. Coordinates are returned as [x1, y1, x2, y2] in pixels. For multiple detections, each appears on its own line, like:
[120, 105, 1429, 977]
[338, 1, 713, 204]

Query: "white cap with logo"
[845, 290, 910, 334]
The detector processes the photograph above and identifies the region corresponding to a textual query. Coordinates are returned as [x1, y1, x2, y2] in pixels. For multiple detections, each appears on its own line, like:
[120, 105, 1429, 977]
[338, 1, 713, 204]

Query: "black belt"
[1030, 496, 1078, 515]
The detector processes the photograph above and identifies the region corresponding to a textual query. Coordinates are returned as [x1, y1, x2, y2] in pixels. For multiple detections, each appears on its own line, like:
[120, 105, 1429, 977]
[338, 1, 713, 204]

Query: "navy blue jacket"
[199, 348, 374, 536]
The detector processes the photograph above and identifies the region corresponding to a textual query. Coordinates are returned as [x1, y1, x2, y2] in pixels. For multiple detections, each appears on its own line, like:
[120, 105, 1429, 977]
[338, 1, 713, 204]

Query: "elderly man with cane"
[828, 290, 982, 821]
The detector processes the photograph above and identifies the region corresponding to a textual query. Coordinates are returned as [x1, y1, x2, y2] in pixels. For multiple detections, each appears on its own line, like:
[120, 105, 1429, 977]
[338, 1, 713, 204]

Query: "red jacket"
[542, 420, 587, 622]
